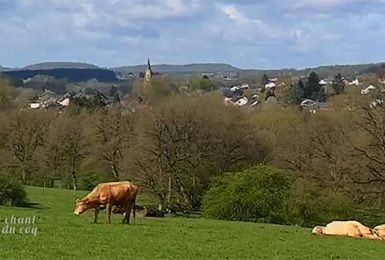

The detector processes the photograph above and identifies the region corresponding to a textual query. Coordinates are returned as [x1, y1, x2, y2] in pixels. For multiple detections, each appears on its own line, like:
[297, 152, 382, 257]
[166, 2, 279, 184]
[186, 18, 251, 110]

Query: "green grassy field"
[0, 187, 385, 259]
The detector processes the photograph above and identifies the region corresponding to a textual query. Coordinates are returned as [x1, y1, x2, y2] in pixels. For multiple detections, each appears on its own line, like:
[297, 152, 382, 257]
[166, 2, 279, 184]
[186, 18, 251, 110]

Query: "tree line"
[1, 76, 385, 217]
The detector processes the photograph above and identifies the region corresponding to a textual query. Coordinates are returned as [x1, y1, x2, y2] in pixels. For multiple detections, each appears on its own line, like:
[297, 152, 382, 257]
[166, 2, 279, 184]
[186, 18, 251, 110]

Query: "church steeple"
[145, 58, 153, 82]
[147, 58, 151, 70]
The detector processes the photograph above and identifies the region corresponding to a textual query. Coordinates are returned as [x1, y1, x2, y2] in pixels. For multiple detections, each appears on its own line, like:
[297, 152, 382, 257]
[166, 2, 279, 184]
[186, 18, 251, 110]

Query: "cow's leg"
[94, 207, 99, 223]
[121, 204, 127, 223]
[122, 206, 129, 224]
[106, 204, 112, 224]
[125, 202, 132, 224]
[132, 199, 136, 222]
[122, 211, 127, 224]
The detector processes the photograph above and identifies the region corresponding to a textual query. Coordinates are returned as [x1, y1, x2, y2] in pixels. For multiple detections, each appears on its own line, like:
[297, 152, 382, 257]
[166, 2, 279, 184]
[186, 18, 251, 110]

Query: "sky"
[1, 0, 385, 69]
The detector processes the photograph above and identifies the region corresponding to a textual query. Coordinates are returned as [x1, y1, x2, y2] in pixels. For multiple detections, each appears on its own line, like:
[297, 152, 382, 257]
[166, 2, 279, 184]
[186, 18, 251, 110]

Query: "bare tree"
[135, 106, 211, 210]
[353, 102, 385, 204]
[131, 95, 269, 210]
[61, 115, 85, 190]
[307, 116, 352, 191]
[0, 110, 52, 183]
[274, 112, 356, 192]
[0, 78, 18, 110]
[92, 106, 134, 179]
[41, 116, 67, 187]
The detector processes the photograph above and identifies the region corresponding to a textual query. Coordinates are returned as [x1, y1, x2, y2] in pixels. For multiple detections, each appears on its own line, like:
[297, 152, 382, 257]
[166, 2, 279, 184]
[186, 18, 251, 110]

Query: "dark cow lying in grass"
[143, 208, 165, 217]
[73, 181, 138, 224]
[112, 205, 165, 218]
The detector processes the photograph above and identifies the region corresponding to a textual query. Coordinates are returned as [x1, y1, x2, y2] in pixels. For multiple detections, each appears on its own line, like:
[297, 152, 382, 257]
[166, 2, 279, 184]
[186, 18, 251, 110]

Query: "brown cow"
[312, 221, 382, 240]
[74, 181, 138, 224]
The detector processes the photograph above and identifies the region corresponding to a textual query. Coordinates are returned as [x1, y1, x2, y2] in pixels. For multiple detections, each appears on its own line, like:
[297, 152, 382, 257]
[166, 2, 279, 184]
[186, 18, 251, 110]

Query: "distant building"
[319, 79, 328, 85]
[349, 79, 360, 86]
[145, 58, 153, 82]
[361, 85, 376, 95]
[265, 82, 276, 89]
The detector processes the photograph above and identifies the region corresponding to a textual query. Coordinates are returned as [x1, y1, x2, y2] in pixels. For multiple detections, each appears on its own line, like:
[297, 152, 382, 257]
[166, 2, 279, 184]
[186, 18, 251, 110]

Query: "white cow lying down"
[312, 221, 382, 240]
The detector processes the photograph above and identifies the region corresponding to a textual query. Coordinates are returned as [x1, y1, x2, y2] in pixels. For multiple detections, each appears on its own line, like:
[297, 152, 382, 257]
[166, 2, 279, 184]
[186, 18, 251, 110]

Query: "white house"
[370, 99, 384, 108]
[361, 85, 376, 95]
[349, 79, 360, 86]
[235, 97, 248, 106]
[240, 83, 249, 89]
[265, 82, 276, 89]
[319, 79, 328, 85]
[30, 103, 40, 109]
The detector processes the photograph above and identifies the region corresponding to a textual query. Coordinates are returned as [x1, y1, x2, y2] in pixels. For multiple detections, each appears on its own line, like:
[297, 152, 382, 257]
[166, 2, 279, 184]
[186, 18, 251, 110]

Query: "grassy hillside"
[0, 187, 384, 259]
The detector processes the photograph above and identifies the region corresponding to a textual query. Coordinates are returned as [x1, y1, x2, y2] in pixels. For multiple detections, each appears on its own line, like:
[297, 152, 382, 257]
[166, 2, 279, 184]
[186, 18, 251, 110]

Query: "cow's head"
[312, 226, 324, 235]
[74, 198, 91, 215]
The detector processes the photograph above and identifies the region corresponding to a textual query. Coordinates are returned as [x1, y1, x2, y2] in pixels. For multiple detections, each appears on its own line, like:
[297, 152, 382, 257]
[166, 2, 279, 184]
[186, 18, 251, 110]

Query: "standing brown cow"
[73, 181, 138, 224]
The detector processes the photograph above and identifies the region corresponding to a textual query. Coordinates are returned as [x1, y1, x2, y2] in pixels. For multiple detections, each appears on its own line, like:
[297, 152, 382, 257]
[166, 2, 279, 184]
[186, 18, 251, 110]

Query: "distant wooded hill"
[1, 61, 384, 83]
[22, 62, 100, 70]
[2, 68, 117, 82]
[0, 66, 11, 72]
[113, 62, 385, 78]
[239, 62, 385, 79]
[112, 63, 241, 74]
[300, 63, 385, 78]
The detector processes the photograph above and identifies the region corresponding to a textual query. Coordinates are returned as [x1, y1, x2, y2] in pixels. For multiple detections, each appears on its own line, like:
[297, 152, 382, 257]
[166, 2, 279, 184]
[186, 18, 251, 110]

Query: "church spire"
[145, 58, 153, 82]
[147, 58, 151, 70]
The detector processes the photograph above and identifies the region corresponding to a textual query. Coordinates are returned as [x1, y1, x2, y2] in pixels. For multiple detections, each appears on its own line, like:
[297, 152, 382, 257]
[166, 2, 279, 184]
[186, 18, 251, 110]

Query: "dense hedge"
[202, 165, 290, 224]
[287, 179, 353, 227]
[202, 166, 385, 227]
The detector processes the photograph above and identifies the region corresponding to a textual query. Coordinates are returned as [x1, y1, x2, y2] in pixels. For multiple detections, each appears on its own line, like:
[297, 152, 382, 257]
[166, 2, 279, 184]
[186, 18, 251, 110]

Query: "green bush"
[287, 179, 354, 227]
[202, 165, 290, 224]
[0, 173, 28, 206]
[352, 208, 385, 228]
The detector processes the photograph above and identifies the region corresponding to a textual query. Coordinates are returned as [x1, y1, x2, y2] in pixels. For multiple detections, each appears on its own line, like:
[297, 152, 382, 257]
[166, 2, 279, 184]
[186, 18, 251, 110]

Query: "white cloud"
[221, 5, 248, 23]
[1, 0, 385, 68]
[281, 0, 385, 10]
[72, 3, 96, 28]
[219, 5, 283, 40]
[291, 0, 350, 9]
[87, 0, 203, 20]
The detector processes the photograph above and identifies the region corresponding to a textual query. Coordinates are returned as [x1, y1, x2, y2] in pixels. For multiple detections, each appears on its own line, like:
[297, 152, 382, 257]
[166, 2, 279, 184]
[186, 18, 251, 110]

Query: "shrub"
[352, 208, 385, 228]
[287, 179, 354, 227]
[0, 173, 28, 206]
[202, 165, 290, 224]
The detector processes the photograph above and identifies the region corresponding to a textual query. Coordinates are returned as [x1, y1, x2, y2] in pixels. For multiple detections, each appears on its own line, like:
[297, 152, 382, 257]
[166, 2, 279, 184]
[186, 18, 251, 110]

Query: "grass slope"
[0, 187, 384, 259]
